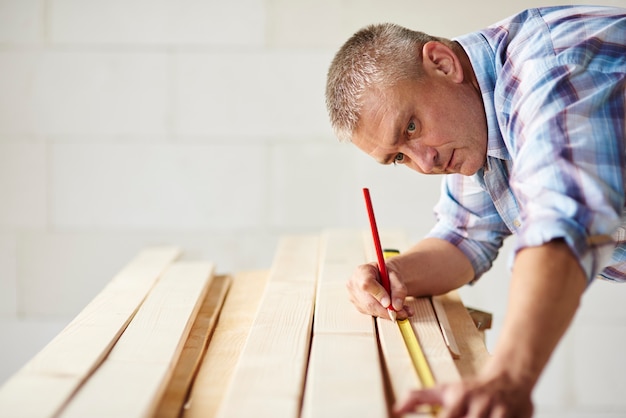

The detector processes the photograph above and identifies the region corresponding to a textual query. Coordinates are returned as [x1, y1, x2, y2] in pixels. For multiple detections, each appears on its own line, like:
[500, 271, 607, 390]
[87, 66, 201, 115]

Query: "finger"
[393, 388, 442, 415]
[466, 394, 491, 418]
[403, 303, 415, 317]
[356, 263, 393, 309]
[490, 404, 507, 418]
[387, 268, 408, 311]
[346, 263, 390, 317]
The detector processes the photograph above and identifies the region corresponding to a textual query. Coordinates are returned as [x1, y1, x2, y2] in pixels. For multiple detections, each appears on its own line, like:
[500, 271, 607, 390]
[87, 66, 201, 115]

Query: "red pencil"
[363, 188, 397, 322]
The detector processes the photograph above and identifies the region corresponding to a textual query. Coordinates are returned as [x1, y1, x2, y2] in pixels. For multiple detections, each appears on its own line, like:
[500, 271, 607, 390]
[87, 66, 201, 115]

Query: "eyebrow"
[378, 153, 397, 165]
[377, 125, 402, 165]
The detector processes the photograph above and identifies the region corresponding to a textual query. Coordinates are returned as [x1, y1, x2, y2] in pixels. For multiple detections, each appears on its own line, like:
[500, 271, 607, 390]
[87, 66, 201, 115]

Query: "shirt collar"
[454, 31, 510, 162]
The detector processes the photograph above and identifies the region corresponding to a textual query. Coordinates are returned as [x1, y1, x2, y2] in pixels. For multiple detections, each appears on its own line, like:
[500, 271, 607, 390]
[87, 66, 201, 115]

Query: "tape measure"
[383, 249, 436, 389]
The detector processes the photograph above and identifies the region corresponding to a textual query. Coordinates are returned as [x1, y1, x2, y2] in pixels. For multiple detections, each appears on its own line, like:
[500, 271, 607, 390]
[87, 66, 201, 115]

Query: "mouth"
[444, 150, 455, 172]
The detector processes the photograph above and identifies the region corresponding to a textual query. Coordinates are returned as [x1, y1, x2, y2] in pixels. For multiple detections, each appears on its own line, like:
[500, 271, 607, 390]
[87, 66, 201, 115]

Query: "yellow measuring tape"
[398, 319, 436, 388]
[383, 249, 436, 389]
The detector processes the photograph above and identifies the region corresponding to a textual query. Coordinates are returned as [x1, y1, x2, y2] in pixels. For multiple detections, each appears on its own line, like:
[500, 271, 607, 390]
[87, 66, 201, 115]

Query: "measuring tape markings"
[382, 249, 437, 389]
[398, 318, 436, 388]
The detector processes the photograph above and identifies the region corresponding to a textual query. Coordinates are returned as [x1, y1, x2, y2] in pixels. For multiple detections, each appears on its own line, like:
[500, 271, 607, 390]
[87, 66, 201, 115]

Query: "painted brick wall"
[1, 1, 625, 416]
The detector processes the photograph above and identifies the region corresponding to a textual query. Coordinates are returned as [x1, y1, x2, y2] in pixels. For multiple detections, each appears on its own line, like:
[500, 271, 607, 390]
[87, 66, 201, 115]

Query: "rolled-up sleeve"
[427, 173, 512, 281]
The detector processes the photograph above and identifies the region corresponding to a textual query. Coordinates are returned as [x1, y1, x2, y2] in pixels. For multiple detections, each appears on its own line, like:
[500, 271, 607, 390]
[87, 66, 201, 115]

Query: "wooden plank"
[408, 297, 460, 384]
[363, 228, 411, 259]
[313, 229, 377, 335]
[302, 229, 388, 418]
[60, 261, 215, 418]
[215, 235, 319, 418]
[302, 333, 387, 418]
[182, 270, 270, 418]
[431, 297, 461, 359]
[0, 247, 181, 418]
[155, 274, 232, 418]
[434, 292, 490, 377]
[363, 231, 460, 406]
[377, 317, 428, 417]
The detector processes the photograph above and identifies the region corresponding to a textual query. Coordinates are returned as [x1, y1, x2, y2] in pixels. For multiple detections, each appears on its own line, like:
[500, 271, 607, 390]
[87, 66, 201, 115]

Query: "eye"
[393, 153, 405, 165]
[407, 121, 417, 135]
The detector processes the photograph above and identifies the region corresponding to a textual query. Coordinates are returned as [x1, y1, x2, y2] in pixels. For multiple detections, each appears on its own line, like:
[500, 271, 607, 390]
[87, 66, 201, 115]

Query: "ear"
[421, 41, 464, 83]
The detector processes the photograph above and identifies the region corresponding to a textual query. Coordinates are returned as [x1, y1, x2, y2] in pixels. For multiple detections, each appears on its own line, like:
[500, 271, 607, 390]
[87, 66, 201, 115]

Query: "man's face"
[352, 71, 488, 176]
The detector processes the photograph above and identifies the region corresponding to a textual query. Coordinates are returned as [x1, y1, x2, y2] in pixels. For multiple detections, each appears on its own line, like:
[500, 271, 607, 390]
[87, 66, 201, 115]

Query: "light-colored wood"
[60, 261, 215, 418]
[435, 292, 491, 377]
[1, 232, 491, 417]
[302, 333, 388, 418]
[302, 230, 388, 418]
[312, 229, 375, 335]
[408, 297, 460, 384]
[363, 228, 411, 260]
[183, 270, 269, 418]
[377, 317, 430, 417]
[432, 297, 461, 359]
[0, 247, 181, 418]
[215, 235, 319, 418]
[155, 274, 232, 418]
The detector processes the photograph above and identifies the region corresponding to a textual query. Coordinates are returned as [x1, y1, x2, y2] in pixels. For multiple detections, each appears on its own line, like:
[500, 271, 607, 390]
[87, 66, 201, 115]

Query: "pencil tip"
[388, 308, 397, 323]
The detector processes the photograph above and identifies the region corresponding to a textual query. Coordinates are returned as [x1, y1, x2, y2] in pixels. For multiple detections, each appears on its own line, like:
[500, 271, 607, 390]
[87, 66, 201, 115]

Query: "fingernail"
[393, 298, 403, 310]
[381, 296, 390, 308]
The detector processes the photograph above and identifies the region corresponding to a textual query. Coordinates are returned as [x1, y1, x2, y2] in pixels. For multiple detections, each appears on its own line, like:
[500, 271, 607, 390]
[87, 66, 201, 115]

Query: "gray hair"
[325, 23, 442, 142]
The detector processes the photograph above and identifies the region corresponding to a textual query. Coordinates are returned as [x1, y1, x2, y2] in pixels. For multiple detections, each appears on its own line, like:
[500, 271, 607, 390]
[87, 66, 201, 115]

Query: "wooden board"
[433, 292, 490, 377]
[408, 297, 460, 384]
[60, 261, 214, 418]
[302, 229, 388, 418]
[215, 235, 319, 418]
[377, 317, 426, 417]
[0, 247, 181, 418]
[0, 232, 491, 417]
[155, 274, 232, 418]
[182, 270, 270, 418]
[302, 333, 388, 418]
[362, 230, 461, 413]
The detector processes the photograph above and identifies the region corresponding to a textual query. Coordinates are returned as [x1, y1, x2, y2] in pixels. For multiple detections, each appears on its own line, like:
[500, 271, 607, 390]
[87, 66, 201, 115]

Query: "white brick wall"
[1, 1, 625, 415]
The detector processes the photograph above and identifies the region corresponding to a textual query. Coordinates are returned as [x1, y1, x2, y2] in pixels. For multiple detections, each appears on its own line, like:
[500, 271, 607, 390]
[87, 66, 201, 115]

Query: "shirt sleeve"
[426, 173, 512, 281]
[503, 61, 625, 283]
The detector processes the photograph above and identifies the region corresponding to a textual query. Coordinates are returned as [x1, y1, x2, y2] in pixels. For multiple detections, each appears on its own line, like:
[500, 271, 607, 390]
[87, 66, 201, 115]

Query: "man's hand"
[346, 261, 413, 320]
[393, 371, 534, 417]
[345, 238, 475, 320]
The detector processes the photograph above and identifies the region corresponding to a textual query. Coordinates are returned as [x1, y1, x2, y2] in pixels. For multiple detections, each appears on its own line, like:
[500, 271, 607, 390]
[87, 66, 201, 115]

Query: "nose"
[405, 146, 438, 174]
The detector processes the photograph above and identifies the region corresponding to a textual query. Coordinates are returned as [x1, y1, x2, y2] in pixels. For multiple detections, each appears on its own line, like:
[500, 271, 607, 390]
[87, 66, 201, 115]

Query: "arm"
[395, 239, 587, 417]
[346, 237, 474, 320]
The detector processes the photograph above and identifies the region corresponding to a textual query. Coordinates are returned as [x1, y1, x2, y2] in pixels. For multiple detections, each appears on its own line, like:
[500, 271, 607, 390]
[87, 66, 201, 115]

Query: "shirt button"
[513, 219, 521, 228]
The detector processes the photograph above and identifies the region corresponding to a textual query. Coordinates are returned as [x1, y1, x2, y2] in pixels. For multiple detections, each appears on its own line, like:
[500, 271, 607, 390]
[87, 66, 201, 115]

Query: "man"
[325, 5, 626, 417]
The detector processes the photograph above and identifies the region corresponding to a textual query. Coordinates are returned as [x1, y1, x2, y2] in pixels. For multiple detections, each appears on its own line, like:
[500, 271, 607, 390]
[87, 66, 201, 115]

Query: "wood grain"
[155, 274, 232, 418]
[408, 297, 460, 384]
[0, 247, 180, 418]
[302, 230, 387, 418]
[215, 235, 319, 418]
[60, 261, 214, 418]
[435, 292, 491, 377]
[182, 270, 269, 418]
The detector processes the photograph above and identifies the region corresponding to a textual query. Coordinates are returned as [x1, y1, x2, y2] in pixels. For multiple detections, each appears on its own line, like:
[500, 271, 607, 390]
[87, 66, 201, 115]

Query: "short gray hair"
[325, 23, 441, 142]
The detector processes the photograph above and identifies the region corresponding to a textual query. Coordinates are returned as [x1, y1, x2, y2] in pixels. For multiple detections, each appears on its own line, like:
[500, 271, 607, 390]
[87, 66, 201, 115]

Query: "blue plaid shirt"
[427, 6, 626, 283]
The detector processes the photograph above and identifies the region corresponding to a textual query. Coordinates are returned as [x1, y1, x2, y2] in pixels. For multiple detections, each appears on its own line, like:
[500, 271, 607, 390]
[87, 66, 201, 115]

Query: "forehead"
[353, 86, 401, 144]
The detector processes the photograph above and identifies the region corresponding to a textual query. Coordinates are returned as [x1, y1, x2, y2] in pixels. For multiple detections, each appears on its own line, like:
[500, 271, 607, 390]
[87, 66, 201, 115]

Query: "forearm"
[388, 237, 475, 296]
[485, 239, 587, 388]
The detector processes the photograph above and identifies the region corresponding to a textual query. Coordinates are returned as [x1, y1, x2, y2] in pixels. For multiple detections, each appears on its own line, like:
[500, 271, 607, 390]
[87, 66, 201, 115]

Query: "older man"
[326, 6, 626, 417]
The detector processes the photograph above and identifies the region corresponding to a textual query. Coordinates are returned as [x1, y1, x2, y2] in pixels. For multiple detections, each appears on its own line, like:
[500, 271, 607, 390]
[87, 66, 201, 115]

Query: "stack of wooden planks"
[0, 230, 490, 418]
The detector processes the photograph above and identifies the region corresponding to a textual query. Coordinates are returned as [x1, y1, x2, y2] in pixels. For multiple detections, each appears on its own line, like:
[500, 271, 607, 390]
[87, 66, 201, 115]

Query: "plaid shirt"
[427, 6, 626, 283]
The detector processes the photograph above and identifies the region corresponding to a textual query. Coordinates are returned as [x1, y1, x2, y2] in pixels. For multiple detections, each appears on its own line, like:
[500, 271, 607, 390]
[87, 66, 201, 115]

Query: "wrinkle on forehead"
[354, 87, 401, 150]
